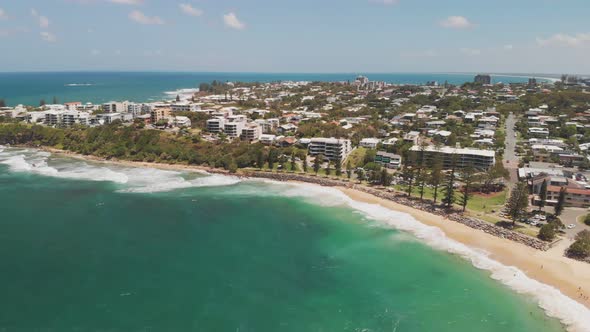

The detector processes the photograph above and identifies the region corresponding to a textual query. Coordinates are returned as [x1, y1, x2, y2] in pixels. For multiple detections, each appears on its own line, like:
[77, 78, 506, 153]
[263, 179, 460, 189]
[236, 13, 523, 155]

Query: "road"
[503, 112, 519, 188]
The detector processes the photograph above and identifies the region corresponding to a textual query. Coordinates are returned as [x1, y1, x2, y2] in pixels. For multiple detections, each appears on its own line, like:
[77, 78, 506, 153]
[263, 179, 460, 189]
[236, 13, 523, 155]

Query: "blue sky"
[0, 0, 588, 73]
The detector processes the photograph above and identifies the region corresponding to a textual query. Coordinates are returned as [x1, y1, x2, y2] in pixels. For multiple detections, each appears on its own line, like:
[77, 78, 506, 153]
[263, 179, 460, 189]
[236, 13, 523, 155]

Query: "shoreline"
[4, 145, 590, 331]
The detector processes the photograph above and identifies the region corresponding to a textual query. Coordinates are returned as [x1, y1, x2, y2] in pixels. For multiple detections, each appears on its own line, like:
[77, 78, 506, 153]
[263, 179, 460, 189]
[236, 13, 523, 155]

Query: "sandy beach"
[339, 187, 590, 311]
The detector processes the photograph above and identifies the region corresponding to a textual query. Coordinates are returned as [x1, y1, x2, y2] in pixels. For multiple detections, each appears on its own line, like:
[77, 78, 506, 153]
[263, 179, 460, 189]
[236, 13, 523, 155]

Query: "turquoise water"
[0, 147, 571, 331]
[0, 72, 552, 107]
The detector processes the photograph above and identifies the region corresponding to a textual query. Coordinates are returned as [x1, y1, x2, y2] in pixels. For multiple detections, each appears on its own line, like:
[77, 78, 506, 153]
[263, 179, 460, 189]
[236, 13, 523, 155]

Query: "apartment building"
[150, 108, 171, 124]
[408, 145, 496, 170]
[546, 186, 590, 208]
[206, 117, 225, 133]
[240, 123, 262, 141]
[375, 151, 402, 169]
[308, 138, 352, 161]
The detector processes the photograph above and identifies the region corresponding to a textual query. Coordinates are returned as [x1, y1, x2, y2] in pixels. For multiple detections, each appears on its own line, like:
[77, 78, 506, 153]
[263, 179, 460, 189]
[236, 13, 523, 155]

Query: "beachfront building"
[224, 122, 245, 138]
[474, 74, 491, 85]
[240, 123, 262, 141]
[206, 118, 225, 133]
[545, 186, 590, 208]
[375, 151, 402, 169]
[171, 102, 201, 113]
[308, 138, 353, 161]
[408, 145, 496, 170]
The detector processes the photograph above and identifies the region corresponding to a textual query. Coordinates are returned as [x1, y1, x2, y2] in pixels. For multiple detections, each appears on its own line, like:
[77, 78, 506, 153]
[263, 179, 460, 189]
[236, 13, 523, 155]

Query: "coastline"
[7, 146, 590, 331]
[40, 149, 590, 301]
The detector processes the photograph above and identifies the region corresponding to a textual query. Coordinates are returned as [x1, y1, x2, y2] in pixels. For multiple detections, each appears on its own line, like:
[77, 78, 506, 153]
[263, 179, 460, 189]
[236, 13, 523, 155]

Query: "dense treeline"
[0, 123, 299, 172]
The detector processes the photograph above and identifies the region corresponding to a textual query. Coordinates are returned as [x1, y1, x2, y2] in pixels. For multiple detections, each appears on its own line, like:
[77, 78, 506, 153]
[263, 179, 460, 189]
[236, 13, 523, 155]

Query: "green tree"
[325, 160, 332, 176]
[303, 154, 308, 173]
[313, 154, 323, 175]
[566, 230, 590, 258]
[39, 99, 46, 107]
[459, 166, 476, 212]
[538, 180, 548, 210]
[290, 153, 297, 172]
[335, 159, 342, 177]
[381, 168, 392, 186]
[176, 95, 181, 102]
[506, 182, 529, 225]
[402, 166, 416, 197]
[0, 99, 6, 108]
[429, 157, 443, 205]
[415, 168, 427, 201]
[538, 223, 556, 241]
[442, 156, 458, 208]
[554, 187, 566, 216]
[346, 160, 352, 179]
[355, 168, 365, 183]
[52, 96, 58, 104]
[257, 150, 266, 169]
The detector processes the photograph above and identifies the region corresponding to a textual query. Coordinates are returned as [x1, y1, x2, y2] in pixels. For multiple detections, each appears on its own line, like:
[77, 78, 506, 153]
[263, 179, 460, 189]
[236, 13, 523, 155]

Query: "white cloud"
[223, 12, 245, 30]
[440, 16, 473, 29]
[39, 16, 50, 29]
[31, 8, 50, 28]
[109, 0, 144, 4]
[536, 33, 590, 47]
[0, 8, 7, 20]
[40, 31, 57, 42]
[504, 44, 514, 50]
[179, 3, 203, 17]
[460, 48, 481, 56]
[129, 10, 165, 25]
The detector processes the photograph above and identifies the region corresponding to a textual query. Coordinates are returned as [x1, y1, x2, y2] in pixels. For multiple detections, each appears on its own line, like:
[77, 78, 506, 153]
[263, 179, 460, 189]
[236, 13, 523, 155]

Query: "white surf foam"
[165, 88, 198, 101]
[119, 169, 240, 193]
[258, 181, 590, 332]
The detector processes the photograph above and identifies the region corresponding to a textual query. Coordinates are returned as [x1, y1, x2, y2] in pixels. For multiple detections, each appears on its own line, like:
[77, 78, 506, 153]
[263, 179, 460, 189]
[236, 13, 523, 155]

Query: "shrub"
[538, 224, 556, 242]
[584, 214, 590, 226]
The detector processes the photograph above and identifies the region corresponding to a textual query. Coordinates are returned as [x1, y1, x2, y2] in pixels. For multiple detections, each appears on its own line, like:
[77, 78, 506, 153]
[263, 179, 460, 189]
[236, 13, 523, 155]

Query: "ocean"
[0, 72, 555, 107]
[0, 146, 587, 332]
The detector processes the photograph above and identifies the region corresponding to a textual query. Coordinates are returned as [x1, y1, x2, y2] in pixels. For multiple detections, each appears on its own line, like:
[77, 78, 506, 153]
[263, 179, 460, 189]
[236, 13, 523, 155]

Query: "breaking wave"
[251, 181, 590, 332]
[0, 147, 240, 193]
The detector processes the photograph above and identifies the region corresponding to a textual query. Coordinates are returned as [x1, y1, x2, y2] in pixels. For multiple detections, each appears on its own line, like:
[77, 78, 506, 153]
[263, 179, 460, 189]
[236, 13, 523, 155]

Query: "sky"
[0, 0, 588, 74]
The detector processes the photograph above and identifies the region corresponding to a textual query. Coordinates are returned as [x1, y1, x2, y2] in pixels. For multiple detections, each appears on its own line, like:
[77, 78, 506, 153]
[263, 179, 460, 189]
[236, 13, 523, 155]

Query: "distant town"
[2, 73, 590, 261]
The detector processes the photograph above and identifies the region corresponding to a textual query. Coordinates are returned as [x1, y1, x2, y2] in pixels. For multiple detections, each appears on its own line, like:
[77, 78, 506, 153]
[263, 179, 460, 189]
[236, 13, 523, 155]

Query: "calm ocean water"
[0, 72, 554, 107]
[0, 146, 580, 332]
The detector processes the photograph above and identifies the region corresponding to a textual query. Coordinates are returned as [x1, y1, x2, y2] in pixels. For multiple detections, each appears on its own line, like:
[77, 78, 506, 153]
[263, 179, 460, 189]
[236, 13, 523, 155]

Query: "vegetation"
[554, 187, 566, 216]
[506, 182, 529, 225]
[0, 123, 303, 172]
[567, 230, 590, 259]
[538, 223, 557, 241]
[584, 214, 590, 227]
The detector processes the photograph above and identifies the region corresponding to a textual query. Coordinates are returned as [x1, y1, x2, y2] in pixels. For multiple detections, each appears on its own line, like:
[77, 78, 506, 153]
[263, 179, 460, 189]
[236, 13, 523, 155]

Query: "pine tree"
[325, 160, 332, 176]
[555, 187, 567, 216]
[402, 166, 416, 197]
[429, 157, 443, 205]
[176, 94, 181, 102]
[415, 168, 427, 201]
[355, 168, 365, 183]
[346, 160, 352, 179]
[335, 159, 342, 176]
[257, 150, 266, 169]
[313, 154, 323, 175]
[539, 180, 548, 210]
[40, 99, 46, 106]
[459, 166, 476, 212]
[506, 182, 529, 225]
[0, 99, 6, 108]
[303, 154, 308, 173]
[52, 96, 58, 104]
[381, 168, 392, 186]
[442, 156, 458, 208]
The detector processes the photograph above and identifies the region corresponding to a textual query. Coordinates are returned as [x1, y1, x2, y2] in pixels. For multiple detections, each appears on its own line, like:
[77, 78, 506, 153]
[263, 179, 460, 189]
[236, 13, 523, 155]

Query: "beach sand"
[339, 187, 590, 311]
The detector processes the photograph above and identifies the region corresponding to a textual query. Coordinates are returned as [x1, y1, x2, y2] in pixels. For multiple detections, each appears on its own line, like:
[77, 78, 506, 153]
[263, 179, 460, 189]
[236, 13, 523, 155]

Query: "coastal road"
[503, 112, 519, 189]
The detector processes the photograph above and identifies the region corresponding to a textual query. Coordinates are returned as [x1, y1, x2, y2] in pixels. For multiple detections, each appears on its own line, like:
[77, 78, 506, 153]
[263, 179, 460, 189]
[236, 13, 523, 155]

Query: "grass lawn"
[345, 147, 367, 168]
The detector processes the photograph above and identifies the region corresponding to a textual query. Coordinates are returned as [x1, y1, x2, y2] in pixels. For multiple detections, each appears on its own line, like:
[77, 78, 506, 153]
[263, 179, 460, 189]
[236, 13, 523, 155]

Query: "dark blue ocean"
[0, 72, 555, 107]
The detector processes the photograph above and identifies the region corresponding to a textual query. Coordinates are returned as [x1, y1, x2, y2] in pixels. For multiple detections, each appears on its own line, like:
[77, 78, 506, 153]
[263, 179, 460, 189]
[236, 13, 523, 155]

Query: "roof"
[547, 185, 590, 196]
[409, 145, 495, 158]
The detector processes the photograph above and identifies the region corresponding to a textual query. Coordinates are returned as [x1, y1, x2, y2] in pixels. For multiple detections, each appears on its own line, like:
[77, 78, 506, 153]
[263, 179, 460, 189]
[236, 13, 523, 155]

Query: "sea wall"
[246, 171, 551, 251]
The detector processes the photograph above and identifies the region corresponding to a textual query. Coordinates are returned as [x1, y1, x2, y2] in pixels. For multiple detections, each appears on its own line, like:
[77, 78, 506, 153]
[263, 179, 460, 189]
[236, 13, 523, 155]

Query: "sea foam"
[259, 181, 590, 332]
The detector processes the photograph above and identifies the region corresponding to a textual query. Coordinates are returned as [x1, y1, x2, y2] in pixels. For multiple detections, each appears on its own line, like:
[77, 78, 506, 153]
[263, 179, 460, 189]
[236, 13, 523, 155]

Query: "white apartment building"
[127, 103, 143, 117]
[171, 102, 201, 112]
[206, 117, 225, 133]
[409, 145, 496, 170]
[359, 138, 381, 149]
[44, 110, 90, 127]
[224, 121, 246, 138]
[240, 123, 262, 141]
[308, 138, 353, 161]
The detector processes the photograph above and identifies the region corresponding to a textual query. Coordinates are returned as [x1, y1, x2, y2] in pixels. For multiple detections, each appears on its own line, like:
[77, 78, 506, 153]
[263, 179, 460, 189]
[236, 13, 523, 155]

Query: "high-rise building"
[474, 74, 492, 85]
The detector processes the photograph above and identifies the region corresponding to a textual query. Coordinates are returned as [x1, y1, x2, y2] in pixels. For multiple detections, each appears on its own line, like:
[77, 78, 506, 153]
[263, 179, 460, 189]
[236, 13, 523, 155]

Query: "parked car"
[567, 224, 576, 229]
